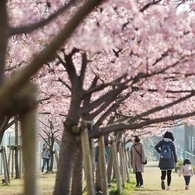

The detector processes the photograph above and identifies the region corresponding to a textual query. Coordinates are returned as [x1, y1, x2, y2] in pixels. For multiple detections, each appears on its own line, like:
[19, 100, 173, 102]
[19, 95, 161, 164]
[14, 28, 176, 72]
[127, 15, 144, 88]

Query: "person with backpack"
[154, 131, 178, 190]
[130, 135, 146, 188]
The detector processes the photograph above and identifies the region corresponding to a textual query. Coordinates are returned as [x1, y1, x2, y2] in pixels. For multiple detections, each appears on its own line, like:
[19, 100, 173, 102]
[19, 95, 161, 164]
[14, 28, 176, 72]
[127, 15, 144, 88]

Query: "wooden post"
[99, 136, 109, 195]
[89, 120, 95, 181]
[126, 148, 131, 169]
[20, 83, 38, 195]
[122, 144, 127, 182]
[124, 148, 130, 182]
[7, 147, 11, 175]
[111, 141, 122, 194]
[19, 147, 22, 179]
[1, 146, 10, 185]
[119, 143, 125, 185]
[54, 149, 59, 167]
[81, 121, 95, 195]
[11, 148, 14, 178]
[90, 138, 95, 182]
[127, 147, 131, 172]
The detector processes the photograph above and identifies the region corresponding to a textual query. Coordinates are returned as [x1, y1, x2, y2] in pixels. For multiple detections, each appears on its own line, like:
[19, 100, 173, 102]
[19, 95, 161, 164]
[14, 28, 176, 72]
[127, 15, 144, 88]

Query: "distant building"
[184, 124, 195, 164]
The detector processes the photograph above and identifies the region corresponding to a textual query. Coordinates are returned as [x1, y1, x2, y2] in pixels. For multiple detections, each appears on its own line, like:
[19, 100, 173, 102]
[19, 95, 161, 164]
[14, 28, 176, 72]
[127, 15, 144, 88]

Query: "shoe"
[139, 185, 144, 188]
[185, 185, 189, 190]
[166, 186, 170, 190]
[161, 180, 165, 190]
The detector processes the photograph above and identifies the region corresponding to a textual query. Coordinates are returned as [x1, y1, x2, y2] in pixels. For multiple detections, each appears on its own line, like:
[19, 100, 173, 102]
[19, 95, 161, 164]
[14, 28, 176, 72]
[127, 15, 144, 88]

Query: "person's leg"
[42, 158, 46, 172]
[167, 170, 172, 186]
[46, 159, 49, 171]
[136, 172, 143, 186]
[161, 170, 166, 190]
[186, 176, 190, 186]
[184, 176, 190, 189]
[166, 170, 172, 190]
[161, 170, 166, 180]
[135, 172, 139, 186]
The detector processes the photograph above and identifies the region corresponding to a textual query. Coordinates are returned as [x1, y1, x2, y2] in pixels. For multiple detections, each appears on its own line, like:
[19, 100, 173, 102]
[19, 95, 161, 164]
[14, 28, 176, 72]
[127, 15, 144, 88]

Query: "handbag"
[133, 145, 147, 165]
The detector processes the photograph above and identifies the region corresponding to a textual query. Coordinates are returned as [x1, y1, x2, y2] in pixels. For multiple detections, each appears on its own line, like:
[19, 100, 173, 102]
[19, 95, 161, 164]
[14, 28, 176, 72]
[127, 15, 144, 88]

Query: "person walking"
[179, 158, 194, 190]
[41, 143, 50, 172]
[130, 135, 146, 188]
[155, 131, 178, 190]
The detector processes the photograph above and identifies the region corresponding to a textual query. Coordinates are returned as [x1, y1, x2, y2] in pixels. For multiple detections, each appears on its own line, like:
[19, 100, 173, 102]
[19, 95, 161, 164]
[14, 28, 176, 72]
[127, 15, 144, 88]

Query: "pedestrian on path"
[130, 135, 146, 188]
[41, 143, 50, 172]
[179, 158, 194, 190]
[154, 131, 178, 191]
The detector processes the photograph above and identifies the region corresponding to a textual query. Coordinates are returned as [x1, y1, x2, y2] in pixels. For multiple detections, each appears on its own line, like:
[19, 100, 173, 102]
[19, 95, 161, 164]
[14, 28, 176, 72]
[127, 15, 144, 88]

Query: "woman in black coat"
[155, 131, 178, 190]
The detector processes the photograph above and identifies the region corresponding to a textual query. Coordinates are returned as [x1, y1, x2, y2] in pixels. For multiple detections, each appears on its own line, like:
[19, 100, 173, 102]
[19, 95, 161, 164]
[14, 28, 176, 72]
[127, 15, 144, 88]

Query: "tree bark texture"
[49, 136, 55, 171]
[53, 127, 77, 195]
[71, 144, 83, 195]
[0, 0, 8, 85]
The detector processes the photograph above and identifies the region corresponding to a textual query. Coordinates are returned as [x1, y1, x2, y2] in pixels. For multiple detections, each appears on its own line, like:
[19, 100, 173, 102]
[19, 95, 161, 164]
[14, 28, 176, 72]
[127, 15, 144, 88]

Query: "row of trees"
[1, 0, 195, 195]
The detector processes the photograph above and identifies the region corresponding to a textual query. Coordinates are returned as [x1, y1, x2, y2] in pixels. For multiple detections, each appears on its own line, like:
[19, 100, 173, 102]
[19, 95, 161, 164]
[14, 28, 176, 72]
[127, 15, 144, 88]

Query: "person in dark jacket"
[155, 131, 178, 190]
[130, 135, 146, 188]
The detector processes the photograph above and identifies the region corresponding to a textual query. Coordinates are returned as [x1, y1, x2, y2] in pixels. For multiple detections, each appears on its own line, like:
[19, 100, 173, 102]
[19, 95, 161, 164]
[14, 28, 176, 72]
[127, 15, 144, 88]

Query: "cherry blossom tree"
[37, 114, 63, 171]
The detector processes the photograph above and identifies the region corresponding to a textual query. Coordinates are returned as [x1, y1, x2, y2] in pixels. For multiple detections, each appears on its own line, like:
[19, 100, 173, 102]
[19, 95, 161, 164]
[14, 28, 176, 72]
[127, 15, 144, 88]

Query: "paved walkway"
[132, 161, 195, 195]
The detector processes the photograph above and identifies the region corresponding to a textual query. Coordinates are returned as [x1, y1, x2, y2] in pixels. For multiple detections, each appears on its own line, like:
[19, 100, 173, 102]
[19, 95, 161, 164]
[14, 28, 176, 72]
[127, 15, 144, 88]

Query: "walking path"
[132, 161, 195, 195]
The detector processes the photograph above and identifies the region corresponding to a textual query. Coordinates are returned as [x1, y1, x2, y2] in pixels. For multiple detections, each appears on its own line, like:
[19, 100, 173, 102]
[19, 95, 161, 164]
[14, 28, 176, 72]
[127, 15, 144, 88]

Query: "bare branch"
[0, 0, 103, 112]
[140, 0, 161, 12]
[9, 0, 78, 36]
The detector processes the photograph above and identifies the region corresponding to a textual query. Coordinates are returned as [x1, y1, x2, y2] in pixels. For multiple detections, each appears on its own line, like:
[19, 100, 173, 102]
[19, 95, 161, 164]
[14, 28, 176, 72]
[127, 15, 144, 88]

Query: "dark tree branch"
[83, 73, 127, 96]
[9, 0, 78, 36]
[140, 0, 161, 12]
[89, 91, 195, 138]
[0, 0, 103, 112]
[127, 90, 195, 124]
[90, 109, 195, 138]
[79, 53, 87, 86]
[93, 93, 130, 129]
[81, 84, 127, 115]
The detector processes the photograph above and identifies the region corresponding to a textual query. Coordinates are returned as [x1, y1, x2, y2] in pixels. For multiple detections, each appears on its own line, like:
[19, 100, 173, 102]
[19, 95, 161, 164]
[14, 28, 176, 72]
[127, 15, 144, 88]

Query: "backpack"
[160, 143, 171, 159]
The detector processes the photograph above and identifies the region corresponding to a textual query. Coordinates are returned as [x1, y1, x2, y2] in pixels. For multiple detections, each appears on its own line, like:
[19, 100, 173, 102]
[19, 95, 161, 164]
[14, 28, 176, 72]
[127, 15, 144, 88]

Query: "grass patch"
[109, 175, 136, 195]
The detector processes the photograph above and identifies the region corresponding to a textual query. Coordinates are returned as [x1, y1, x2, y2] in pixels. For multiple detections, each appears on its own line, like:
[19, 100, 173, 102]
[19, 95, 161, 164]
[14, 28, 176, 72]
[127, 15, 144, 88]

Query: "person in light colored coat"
[179, 158, 194, 190]
[130, 135, 146, 188]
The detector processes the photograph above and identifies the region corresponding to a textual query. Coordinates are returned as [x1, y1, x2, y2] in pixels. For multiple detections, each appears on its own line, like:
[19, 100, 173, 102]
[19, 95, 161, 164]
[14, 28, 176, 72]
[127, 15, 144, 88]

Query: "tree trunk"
[53, 127, 77, 195]
[49, 137, 55, 172]
[71, 144, 83, 195]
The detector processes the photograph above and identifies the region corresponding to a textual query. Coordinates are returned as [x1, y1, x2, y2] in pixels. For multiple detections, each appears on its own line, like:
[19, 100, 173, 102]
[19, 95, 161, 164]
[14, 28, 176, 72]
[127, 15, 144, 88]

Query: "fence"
[184, 150, 195, 164]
